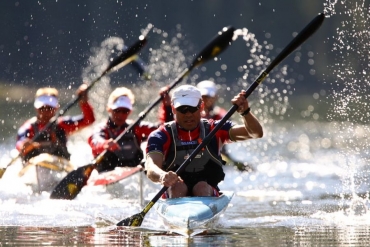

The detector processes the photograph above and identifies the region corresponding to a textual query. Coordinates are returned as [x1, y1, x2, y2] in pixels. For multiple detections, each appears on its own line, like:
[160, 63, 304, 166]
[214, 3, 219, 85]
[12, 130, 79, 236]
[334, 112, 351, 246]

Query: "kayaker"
[158, 80, 251, 171]
[196, 80, 227, 120]
[88, 86, 172, 173]
[16, 84, 95, 172]
[145, 84, 263, 198]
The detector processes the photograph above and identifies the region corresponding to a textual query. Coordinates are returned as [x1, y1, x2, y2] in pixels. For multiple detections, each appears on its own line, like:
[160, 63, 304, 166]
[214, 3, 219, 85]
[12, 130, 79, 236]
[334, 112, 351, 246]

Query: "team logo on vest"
[180, 141, 197, 145]
[184, 154, 202, 159]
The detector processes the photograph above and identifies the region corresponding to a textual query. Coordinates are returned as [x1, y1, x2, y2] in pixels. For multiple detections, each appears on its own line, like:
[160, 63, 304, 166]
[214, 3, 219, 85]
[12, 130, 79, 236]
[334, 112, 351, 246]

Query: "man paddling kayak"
[159, 80, 248, 171]
[145, 85, 263, 198]
[16, 84, 95, 191]
[88, 87, 172, 173]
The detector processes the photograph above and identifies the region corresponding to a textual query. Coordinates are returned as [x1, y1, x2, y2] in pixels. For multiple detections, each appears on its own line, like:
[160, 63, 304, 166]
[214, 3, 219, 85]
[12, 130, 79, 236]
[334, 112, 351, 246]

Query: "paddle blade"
[116, 212, 145, 227]
[50, 164, 95, 200]
[105, 37, 148, 73]
[0, 168, 5, 179]
[190, 26, 235, 69]
[130, 56, 152, 80]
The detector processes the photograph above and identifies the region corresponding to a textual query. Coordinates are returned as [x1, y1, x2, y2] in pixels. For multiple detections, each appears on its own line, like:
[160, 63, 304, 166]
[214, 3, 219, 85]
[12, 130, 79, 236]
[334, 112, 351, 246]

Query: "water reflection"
[0, 226, 171, 246]
[2, 225, 370, 246]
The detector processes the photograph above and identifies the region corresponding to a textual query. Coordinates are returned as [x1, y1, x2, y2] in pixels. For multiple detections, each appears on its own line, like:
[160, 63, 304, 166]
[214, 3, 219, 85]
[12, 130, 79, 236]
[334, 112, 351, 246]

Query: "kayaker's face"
[173, 102, 203, 131]
[201, 95, 216, 110]
[36, 106, 57, 124]
[109, 107, 131, 126]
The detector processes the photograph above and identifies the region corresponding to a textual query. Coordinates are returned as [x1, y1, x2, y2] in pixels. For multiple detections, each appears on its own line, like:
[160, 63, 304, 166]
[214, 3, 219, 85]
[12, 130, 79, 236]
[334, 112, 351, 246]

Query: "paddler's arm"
[17, 138, 41, 157]
[158, 86, 174, 124]
[229, 90, 263, 141]
[145, 152, 182, 187]
[61, 84, 95, 135]
[75, 83, 95, 128]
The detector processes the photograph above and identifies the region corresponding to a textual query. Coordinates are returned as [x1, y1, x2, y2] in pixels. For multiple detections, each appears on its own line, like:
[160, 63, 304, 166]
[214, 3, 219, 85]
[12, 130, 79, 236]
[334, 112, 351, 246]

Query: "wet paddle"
[117, 13, 326, 227]
[0, 36, 147, 179]
[50, 26, 236, 200]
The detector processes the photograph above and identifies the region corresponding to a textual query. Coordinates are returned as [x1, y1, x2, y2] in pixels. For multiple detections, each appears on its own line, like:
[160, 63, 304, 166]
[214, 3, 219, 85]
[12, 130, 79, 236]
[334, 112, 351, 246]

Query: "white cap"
[171, 85, 202, 108]
[197, 80, 217, 97]
[108, 96, 133, 110]
[34, 95, 59, 109]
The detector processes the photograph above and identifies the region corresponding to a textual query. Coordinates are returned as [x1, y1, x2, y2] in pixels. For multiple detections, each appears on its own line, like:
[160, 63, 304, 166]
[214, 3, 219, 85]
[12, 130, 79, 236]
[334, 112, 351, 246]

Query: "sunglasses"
[113, 108, 130, 114]
[176, 104, 201, 114]
[38, 106, 56, 112]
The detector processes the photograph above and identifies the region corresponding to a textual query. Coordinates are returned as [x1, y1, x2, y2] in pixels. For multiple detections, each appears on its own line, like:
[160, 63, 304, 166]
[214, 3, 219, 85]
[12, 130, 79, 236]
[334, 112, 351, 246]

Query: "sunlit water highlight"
[1, 0, 370, 246]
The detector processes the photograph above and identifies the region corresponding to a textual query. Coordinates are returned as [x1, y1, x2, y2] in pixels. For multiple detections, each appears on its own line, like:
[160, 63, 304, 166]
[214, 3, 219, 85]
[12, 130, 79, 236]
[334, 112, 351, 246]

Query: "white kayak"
[19, 153, 74, 193]
[154, 191, 234, 236]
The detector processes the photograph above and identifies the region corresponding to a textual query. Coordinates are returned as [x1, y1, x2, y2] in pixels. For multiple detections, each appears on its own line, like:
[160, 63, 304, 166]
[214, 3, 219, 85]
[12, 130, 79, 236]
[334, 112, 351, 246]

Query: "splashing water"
[81, 37, 123, 122]
[323, 0, 338, 17]
[326, 0, 370, 124]
[324, 0, 370, 182]
[226, 26, 316, 165]
[233, 27, 292, 124]
[319, 0, 370, 219]
[134, 24, 189, 112]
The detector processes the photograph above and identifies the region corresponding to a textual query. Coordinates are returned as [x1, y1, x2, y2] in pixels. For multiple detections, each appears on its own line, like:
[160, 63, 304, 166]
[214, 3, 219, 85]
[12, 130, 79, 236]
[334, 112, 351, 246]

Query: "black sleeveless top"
[23, 123, 70, 161]
[163, 120, 226, 187]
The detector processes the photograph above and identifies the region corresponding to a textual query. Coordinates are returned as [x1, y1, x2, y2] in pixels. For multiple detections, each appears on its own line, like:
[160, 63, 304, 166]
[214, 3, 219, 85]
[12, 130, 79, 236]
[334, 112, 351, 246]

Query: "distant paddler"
[15, 85, 95, 191]
[196, 80, 227, 120]
[88, 86, 172, 173]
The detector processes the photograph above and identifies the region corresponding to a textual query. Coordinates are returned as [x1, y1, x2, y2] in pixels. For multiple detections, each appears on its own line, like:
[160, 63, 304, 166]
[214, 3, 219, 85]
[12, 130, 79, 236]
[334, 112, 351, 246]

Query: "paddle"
[49, 26, 236, 200]
[117, 13, 326, 227]
[0, 37, 148, 179]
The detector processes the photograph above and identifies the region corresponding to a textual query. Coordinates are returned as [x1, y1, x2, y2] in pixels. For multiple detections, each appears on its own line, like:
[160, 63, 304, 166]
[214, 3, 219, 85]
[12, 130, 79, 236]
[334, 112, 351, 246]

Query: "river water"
[1, 1, 370, 246]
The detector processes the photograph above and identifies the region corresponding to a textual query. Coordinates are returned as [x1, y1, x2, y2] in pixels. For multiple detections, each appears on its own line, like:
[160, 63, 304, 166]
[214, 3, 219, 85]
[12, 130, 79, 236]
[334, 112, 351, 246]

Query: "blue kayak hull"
[154, 191, 234, 234]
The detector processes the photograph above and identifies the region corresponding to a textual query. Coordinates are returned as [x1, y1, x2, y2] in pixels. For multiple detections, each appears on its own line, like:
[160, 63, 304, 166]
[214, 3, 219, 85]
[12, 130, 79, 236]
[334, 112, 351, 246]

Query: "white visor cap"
[34, 95, 59, 109]
[109, 96, 133, 110]
[171, 85, 202, 108]
[196, 80, 217, 97]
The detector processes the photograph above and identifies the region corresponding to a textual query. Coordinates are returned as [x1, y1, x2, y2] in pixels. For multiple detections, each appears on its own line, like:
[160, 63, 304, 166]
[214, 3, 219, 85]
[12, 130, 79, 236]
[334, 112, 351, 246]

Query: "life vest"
[23, 122, 70, 161]
[163, 120, 225, 187]
[97, 124, 143, 173]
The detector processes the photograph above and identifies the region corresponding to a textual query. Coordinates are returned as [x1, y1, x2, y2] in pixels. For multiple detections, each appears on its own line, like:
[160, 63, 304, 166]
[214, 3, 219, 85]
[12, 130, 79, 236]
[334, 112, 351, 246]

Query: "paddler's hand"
[159, 86, 171, 106]
[159, 171, 183, 187]
[21, 139, 40, 156]
[77, 83, 89, 103]
[103, 138, 121, 152]
[232, 90, 250, 115]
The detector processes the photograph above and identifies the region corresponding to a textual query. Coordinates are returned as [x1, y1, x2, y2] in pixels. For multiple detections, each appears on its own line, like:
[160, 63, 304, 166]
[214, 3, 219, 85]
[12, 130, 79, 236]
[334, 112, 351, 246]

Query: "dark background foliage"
[0, 1, 359, 95]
